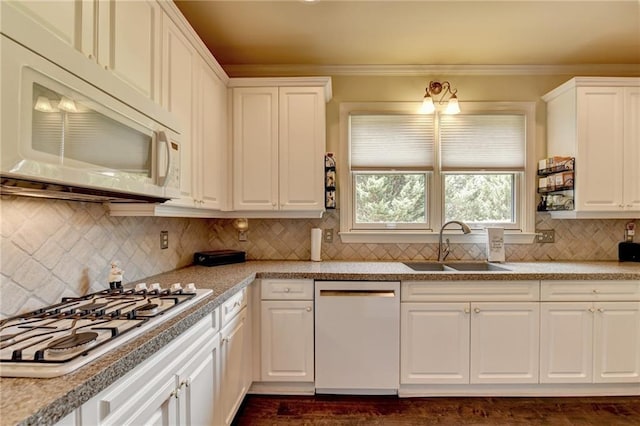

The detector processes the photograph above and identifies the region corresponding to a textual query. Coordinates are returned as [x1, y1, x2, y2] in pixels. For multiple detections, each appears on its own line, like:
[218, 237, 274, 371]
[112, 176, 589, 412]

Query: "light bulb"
[420, 95, 435, 114]
[34, 96, 54, 112]
[445, 96, 460, 114]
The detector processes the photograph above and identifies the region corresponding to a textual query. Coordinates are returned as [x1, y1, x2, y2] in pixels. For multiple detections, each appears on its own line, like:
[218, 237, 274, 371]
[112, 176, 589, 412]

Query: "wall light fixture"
[420, 80, 460, 114]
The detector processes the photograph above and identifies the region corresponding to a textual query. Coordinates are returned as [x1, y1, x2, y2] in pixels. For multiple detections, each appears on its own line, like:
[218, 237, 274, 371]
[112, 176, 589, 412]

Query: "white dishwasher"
[314, 280, 400, 394]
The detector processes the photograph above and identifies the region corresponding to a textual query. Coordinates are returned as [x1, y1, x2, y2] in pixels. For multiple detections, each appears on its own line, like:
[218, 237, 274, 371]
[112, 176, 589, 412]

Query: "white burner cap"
[184, 283, 197, 294]
[149, 283, 162, 291]
[135, 283, 148, 292]
[170, 283, 182, 292]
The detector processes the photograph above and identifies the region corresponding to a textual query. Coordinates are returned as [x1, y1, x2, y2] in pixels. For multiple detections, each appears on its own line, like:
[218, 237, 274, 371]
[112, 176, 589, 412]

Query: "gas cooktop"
[0, 283, 212, 378]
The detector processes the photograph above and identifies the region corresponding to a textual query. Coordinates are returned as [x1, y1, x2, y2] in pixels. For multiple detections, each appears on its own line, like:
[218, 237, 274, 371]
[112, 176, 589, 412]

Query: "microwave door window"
[31, 83, 152, 178]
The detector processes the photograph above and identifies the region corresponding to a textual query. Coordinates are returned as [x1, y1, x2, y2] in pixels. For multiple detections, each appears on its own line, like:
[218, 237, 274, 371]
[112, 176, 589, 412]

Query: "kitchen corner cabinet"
[8, 0, 161, 101]
[160, 16, 228, 211]
[80, 311, 220, 425]
[540, 281, 640, 384]
[542, 77, 640, 218]
[230, 78, 331, 216]
[401, 281, 540, 386]
[260, 279, 315, 383]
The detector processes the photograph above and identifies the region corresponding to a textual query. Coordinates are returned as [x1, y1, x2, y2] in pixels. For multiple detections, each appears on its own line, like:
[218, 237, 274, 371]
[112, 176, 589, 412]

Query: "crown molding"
[223, 63, 640, 77]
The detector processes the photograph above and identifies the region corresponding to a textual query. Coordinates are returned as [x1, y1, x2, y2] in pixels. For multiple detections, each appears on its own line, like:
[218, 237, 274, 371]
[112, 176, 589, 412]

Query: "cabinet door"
[114, 377, 178, 426]
[540, 302, 593, 383]
[575, 87, 625, 211]
[470, 302, 539, 384]
[178, 333, 221, 426]
[195, 60, 227, 209]
[8, 0, 83, 50]
[623, 87, 640, 210]
[162, 16, 196, 204]
[220, 308, 249, 425]
[400, 302, 470, 384]
[96, 0, 160, 100]
[594, 301, 640, 383]
[278, 87, 325, 211]
[261, 300, 314, 382]
[232, 88, 279, 210]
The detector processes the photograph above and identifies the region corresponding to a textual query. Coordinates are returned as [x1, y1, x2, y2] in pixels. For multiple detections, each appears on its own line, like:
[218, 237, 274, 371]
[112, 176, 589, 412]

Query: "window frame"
[338, 101, 537, 244]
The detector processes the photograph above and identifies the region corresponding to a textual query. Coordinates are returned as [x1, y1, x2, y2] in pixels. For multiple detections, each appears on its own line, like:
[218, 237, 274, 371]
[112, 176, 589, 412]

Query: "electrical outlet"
[160, 231, 169, 249]
[238, 230, 248, 242]
[324, 228, 334, 243]
[536, 229, 555, 243]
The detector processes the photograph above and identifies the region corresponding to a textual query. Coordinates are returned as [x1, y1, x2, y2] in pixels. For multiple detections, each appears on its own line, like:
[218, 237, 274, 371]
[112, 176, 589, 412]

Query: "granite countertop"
[1, 260, 639, 426]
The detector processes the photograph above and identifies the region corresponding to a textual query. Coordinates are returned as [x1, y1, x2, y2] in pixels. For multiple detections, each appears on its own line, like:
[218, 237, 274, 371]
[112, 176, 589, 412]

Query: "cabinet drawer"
[401, 281, 539, 302]
[221, 287, 247, 326]
[541, 280, 640, 301]
[261, 279, 313, 300]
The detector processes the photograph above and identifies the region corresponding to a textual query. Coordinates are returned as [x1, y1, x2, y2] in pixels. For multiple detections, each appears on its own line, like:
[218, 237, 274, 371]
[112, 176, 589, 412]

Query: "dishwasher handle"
[319, 289, 396, 297]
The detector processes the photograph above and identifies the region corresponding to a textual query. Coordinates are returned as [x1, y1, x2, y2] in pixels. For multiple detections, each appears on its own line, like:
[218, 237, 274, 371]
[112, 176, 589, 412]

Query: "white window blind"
[350, 114, 434, 170]
[440, 114, 525, 171]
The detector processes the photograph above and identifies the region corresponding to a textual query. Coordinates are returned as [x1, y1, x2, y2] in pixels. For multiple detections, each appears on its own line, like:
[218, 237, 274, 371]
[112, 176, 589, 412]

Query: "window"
[440, 113, 526, 229]
[350, 113, 434, 229]
[339, 102, 536, 243]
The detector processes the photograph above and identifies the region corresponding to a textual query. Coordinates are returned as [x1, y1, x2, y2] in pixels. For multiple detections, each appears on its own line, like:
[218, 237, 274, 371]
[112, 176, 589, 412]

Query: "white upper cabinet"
[94, 0, 161, 101]
[230, 78, 332, 218]
[161, 16, 196, 204]
[543, 77, 640, 218]
[7, 0, 161, 102]
[194, 59, 228, 210]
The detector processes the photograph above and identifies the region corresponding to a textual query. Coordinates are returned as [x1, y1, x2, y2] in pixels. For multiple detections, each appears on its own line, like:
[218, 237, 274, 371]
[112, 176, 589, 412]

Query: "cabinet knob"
[592, 289, 599, 294]
[284, 287, 290, 293]
[618, 204, 624, 208]
[306, 306, 312, 312]
[627, 204, 633, 208]
[474, 308, 481, 314]
[464, 308, 470, 314]
[272, 202, 277, 207]
[589, 307, 595, 313]
[598, 308, 605, 313]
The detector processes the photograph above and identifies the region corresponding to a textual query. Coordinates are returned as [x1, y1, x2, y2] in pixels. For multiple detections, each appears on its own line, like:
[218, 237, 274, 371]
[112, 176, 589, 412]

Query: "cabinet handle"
[306, 306, 312, 312]
[618, 204, 624, 208]
[170, 389, 178, 399]
[474, 308, 481, 313]
[627, 204, 633, 208]
[222, 337, 229, 344]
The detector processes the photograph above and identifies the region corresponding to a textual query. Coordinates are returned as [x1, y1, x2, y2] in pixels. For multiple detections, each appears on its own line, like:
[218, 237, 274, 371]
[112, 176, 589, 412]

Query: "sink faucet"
[438, 220, 471, 262]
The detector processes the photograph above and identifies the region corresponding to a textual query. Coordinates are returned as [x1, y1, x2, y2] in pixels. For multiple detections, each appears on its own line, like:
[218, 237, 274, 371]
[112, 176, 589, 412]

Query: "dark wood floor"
[232, 394, 640, 425]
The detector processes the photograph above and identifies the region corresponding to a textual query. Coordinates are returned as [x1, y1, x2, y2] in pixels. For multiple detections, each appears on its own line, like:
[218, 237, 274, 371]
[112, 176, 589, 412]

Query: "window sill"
[338, 230, 537, 245]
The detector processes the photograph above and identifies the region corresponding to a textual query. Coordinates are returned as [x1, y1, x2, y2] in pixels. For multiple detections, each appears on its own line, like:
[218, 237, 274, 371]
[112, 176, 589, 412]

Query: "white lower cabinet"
[540, 280, 640, 385]
[470, 302, 539, 384]
[259, 279, 314, 384]
[220, 307, 251, 425]
[401, 301, 539, 385]
[80, 311, 220, 425]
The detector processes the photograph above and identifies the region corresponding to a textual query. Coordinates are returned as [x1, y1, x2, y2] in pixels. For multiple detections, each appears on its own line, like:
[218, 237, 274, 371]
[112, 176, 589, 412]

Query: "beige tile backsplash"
[0, 197, 632, 317]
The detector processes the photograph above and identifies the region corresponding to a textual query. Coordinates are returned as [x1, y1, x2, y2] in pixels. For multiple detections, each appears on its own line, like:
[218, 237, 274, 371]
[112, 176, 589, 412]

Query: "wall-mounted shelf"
[537, 157, 575, 212]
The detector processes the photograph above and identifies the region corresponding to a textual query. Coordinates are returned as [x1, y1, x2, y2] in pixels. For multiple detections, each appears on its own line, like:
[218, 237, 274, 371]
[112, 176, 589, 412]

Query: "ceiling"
[175, 0, 640, 76]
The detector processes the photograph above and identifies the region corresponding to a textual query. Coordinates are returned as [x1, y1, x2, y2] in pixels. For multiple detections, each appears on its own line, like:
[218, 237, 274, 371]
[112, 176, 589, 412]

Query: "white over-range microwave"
[1, 34, 181, 203]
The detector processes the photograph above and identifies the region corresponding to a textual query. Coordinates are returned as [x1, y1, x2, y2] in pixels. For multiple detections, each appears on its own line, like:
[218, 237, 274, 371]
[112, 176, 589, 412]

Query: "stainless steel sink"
[403, 262, 454, 271]
[444, 262, 511, 272]
[403, 261, 511, 272]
